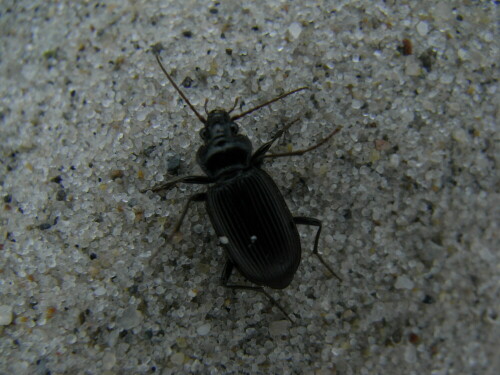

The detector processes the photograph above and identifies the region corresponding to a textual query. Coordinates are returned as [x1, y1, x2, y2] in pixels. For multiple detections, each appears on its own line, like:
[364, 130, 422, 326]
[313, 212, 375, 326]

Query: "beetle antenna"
[155, 54, 207, 124]
[231, 87, 309, 121]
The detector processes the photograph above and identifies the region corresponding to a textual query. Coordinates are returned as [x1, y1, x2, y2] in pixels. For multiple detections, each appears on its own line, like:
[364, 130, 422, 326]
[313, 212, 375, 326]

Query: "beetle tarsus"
[265, 126, 342, 158]
[230, 87, 309, 121]
[251, 118, 301, 164]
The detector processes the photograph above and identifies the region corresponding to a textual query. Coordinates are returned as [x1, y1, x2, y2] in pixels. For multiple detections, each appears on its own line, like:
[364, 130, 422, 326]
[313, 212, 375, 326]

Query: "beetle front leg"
[140, 175, 212, 194]
[265, 127, 342, 159]
[220, 259, 293, 323]
[294, 216, 342, 282]
[251, 118, 300, 164]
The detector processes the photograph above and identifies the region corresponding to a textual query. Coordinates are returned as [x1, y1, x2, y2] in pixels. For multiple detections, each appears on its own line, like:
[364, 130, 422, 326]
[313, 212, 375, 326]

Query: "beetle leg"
[230, 87, 308, 121]
[141, 175, 212, 193]
[149, 192, 207, 269]
[227, 96, 241, 114]
[220, 259, 293, 323]
[171, 192, 207, 234]
[251, 118, 301, 164]
[294, 216, 342, 282]
[265, 126, 342, 158]
[220, 259, 235, 284]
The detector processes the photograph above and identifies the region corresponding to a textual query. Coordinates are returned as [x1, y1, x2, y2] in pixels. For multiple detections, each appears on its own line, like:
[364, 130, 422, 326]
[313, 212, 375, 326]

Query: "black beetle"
[143, 54, 341, 321]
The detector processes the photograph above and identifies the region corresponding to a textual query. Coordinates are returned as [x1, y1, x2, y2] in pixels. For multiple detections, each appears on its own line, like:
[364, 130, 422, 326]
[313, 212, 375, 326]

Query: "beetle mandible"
[143, 54, 342, 321]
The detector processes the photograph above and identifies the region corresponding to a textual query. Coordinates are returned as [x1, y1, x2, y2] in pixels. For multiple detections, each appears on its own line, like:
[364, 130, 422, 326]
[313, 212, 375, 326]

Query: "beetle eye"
[230, 123, 239, 134]
[199, 128, 208, 140]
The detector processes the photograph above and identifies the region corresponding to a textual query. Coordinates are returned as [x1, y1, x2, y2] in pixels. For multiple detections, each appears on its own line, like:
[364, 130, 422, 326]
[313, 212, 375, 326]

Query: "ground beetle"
[143, 54, 342, 321]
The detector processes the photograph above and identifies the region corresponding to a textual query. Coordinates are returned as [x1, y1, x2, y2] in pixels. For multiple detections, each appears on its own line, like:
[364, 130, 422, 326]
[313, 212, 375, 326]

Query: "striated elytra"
[142, 53, 342, 321]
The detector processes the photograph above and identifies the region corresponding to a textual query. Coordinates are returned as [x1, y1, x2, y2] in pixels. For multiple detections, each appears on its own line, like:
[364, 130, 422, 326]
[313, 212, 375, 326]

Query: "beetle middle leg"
[149, 192, 206, 265]
[171, 192, 207, 234]
[221, 260, 293, 322]
[294, 216, 342, 282]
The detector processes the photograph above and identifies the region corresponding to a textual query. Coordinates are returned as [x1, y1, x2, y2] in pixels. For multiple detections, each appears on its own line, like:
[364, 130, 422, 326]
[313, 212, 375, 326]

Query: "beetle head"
[196, 109, 252, 179]
[199, 109, 238, 143]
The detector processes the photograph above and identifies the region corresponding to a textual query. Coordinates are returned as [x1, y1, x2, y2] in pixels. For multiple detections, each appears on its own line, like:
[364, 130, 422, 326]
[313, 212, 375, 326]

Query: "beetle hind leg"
[294, 216, 342, 282]
[220, 260, 293, 323]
